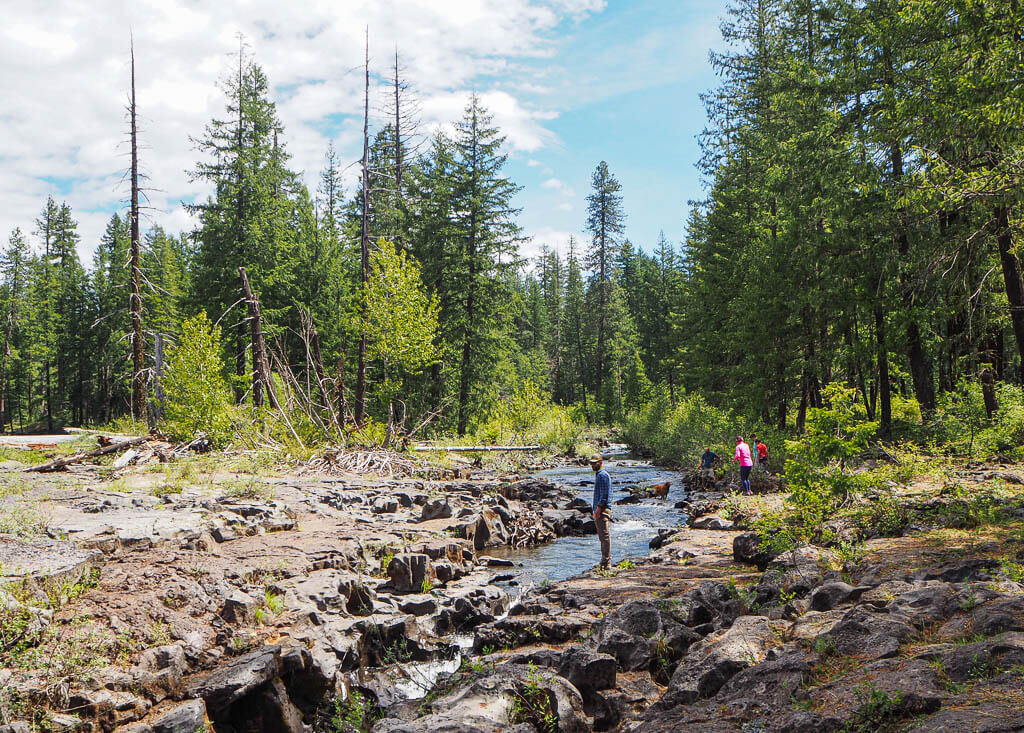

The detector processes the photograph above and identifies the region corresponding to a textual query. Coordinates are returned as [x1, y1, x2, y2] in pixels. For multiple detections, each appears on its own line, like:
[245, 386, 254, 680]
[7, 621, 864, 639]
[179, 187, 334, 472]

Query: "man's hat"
[589, 454, 603, 465]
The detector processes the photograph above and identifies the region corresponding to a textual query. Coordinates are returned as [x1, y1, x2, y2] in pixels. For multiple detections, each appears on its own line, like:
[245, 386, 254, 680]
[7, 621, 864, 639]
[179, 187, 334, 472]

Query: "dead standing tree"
[238, 266, 277, 409]
[128, 37, 148, 423]
[355, 27, 371, 427]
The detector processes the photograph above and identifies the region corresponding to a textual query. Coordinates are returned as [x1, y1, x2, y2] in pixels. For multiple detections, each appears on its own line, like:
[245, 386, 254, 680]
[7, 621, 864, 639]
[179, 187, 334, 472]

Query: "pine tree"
[585, 161, 625, 416]
[188, 43, 302, 400]
[451, 94, 523, 435]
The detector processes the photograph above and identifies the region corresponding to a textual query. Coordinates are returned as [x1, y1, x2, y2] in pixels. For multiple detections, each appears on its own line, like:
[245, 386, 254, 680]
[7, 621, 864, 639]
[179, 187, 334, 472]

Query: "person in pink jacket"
[733, 436, 753, 495]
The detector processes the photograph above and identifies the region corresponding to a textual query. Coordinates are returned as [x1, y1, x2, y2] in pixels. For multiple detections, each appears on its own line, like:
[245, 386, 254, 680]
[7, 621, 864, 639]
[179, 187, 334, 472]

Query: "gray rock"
[378, 663, 589, 733]
[595, 600, 700, 674]
[398, 595, 438, 616]
[815, 605, 916, 661]
[689, 515, 735, 530]
[420, 499, 453, 521]
[938, 631, 1024, 681]
[663, 615, 779, 706]
[387, 553, 431, 593]
[150, 699, 207, 733]
[137, 644, 187, 678]
[808, 582, 868, 611]
[733, 531, 772, 568]
[219, 590, 256, 624]
[185, 644, 281, 716]
[373, 497, 399, 514]
[558, 645, 616, 692]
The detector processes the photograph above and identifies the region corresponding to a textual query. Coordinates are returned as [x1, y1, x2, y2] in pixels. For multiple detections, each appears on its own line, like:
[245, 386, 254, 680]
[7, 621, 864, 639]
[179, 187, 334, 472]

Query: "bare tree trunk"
[995, 205, 1024, 383]
[393, 48, 403, 211]
[355, 28, 370, 426]
[980, 367, 998, 418]
[233, 38, 246, 404]
[239, 267, 278, 409]
[875, 305, 892, 439]
[128, 38, 148, 423]
[0, 253, 24, 432]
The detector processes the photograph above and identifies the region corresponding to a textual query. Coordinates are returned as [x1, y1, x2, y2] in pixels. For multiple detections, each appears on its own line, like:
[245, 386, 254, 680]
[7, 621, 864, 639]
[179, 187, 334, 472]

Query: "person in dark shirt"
[699, 448, 718, 486]
[590, 454, 612, 570]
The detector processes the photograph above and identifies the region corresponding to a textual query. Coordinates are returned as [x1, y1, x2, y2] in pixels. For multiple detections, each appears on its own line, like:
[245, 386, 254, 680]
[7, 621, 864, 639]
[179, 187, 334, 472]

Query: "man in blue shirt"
[590, 454, 612, 570]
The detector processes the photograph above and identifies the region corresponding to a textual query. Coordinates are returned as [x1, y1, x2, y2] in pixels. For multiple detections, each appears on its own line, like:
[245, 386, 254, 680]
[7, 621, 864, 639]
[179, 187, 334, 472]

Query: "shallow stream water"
[382, 451, 689, 699]
[492, 451, 689, 587]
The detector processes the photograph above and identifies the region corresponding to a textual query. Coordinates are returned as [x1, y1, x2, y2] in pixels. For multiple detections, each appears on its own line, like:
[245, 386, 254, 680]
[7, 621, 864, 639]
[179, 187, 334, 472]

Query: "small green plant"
[999, 557, 1024, 583]
[0, 502, 47, 537]
[844, 683, 905, 732]
[726, 577, 759, 610]
[151, 482, 183, 498]
[221, 476, 274, 501]
[812, 634, 837, 657]
[420, 578, 434, 593]
[378, 552, 395, 578]
[857, 493, 910, 537]
[832, 539, 866, 569]
[331, 689, 379, 732]
[265, 591, 285, 615]
[616, 558, 636, 570]
[509, 663, 557, 733]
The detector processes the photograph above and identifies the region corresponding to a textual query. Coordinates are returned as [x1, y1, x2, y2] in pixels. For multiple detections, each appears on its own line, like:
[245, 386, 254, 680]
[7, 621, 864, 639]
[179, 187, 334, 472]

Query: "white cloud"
[540, 176, 574, 199]
[521, 226, 586, 263]
[0, 0, 605, 258]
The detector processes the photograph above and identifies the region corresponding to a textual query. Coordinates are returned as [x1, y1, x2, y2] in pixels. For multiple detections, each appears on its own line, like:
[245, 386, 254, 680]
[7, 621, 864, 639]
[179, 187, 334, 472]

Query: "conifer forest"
[3, 2, 1024, 456]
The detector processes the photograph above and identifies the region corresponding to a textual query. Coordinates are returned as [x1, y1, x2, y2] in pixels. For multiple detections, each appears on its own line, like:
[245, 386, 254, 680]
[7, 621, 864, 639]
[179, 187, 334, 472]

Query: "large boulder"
[594, 601, 700, 675]
[557, 645, 617, 693]
[732, 532, 773, 569]
[420, 499, 453, 521]
[185, 645, 281, 717]
[662, 615, 780, 706]
[374, 664, 589, 733]
[808, 582, 869, 612]
[815, 605, 917, 661]
[937, 632, 1024, 681]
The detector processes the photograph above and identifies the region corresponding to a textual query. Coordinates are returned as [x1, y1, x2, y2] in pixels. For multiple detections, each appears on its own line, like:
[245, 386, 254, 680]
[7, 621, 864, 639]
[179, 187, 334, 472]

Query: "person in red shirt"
[756, 439, 769, 472]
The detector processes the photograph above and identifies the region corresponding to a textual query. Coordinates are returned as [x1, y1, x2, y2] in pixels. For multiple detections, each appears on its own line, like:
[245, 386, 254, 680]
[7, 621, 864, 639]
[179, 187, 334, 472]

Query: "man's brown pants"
[595, 510, 611, 568]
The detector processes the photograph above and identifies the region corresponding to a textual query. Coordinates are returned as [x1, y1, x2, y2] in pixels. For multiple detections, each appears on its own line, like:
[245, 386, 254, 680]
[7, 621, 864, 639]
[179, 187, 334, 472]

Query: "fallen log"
[24, 436, 149, 473]
[413, 444, 541, 452]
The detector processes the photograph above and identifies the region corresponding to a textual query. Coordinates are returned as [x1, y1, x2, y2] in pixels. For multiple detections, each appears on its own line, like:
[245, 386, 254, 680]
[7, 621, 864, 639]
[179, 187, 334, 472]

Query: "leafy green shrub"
[331, 689, 379, 732]
[160, 311, 234, 446]
[620, 389, 735, 467]
[845, 683, 906, 732]
[854, 493, 910, 537]
[471, 379, 589, 455]
[783, 384, 877, 529]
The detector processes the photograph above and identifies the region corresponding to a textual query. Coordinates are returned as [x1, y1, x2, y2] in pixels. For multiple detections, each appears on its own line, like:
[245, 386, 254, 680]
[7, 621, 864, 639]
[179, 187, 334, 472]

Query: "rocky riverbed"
[3, 450, 1024, 732]
[0, 453, 604, 732]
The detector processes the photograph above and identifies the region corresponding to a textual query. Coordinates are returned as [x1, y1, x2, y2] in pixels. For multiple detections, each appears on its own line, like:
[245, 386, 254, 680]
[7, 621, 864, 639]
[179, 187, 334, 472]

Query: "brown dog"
[651, 481, 671, 499]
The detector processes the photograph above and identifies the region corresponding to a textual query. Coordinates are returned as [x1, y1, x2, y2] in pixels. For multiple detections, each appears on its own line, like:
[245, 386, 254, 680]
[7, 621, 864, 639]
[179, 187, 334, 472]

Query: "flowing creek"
[492, 450, 689, 587]
[382, 451, 689, 700]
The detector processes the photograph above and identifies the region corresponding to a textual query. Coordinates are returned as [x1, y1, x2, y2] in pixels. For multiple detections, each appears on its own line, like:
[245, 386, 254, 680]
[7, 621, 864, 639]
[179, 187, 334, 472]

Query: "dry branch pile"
[301, 448, 423, 478]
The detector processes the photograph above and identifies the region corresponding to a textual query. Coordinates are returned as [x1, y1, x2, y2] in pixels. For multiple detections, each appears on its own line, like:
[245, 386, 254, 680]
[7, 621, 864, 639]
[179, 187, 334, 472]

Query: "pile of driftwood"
[506, 505, 556, 548]
[23, 434, 212, 474]
[301, 448, 422, 478]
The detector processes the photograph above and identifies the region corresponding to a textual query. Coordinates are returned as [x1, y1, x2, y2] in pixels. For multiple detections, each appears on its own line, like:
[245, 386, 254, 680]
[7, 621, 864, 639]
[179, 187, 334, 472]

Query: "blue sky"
[0, 0, 729, 265]
[504, 0, 727, 258]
